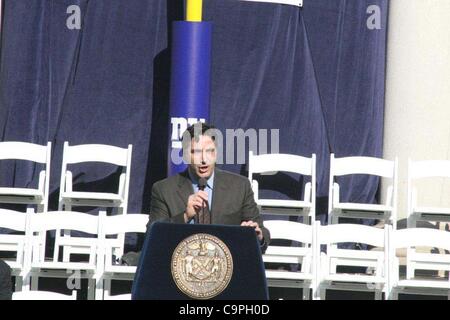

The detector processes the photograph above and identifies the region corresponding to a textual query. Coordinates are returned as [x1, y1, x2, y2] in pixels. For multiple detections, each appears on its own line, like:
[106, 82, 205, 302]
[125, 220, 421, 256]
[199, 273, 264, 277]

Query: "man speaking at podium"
[148, 123, 270, 250]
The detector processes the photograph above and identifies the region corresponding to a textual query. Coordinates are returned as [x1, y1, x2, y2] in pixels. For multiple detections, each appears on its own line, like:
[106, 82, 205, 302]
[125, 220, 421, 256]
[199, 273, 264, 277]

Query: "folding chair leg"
[21, 272, 31, 291]
[61, 230, 73, 263]
[114, 206, 126, 258]
[39, 232, 47, 262]
[330, 258, 338, 274]
[386, 287, 398, 300]
[406, 262, 415, 280]
[312, 287, 320, 300]
[438, 223, 447, 278]
[87, 278, 95, 300]
[375, 290, 382, 300]
[330, 213, 339, 225]
[95, 277, 104, 300]
[302, 288, 310, 300]
[60, 202, 73, 263]
[104, 279, 112, 299]
[114, 234, 125, 258]
[37, 203, 47, 262]
[319, 288, 326, 300]
[62, 244, 71, 262]
[390, 290, 399, 300]
[37, 204, 44, 213]
[21, 281, 29, 292]
[14, 276, 23, 292]
[53, 239, 60, 262]
[31, 275, 39, 290]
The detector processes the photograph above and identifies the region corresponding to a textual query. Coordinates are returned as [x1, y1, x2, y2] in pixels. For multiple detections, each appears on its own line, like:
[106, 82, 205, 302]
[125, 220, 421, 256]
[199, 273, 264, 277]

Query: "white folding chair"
[96, 213, 148, 300]
[0, 208, 34, 291]
[0, 141, 51, 213]
[12, 290, 77, 300]
[407, 159, 450, 227]
[328, 154, 398, 227]
[316, 223, 390, 300]
[57, 141, 132, 261]
[406, 159, 450, 279]
[23, 211, 101, 300]
[263, 220, 317, 299]
[389, 228, 450, 299]
[248, 151, 316, 223]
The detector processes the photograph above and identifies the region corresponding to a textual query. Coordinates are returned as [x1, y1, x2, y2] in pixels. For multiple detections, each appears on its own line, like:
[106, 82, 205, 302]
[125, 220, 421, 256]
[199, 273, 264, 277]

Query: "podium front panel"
[132, 222, 268, 300]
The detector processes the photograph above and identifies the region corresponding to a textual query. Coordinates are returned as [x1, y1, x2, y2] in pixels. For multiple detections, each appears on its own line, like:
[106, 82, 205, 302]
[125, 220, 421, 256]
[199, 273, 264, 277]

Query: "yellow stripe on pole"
[186, 0, 202, 22]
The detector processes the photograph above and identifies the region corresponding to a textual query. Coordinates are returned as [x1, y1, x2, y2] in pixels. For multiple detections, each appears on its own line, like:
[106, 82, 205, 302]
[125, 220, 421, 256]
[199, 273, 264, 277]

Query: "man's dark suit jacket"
[0, 259, 12, 300]
[149, 168, 270, 247]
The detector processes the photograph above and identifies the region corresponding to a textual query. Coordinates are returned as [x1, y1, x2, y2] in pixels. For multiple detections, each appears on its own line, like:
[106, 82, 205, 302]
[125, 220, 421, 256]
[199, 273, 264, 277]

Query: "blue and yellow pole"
[168, 0, 212, 175]
[186, 0, 203, 22]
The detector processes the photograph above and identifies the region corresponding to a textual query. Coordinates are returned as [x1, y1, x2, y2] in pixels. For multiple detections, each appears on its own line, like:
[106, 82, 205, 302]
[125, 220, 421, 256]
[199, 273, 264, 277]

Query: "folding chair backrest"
[390, 228, 450, 284]
[392, 228, 450, 252]
[318, 224, 386, 247]
[28, 211, 99, 235]
[249, 151, 315, 177]
[317, 224, 389, 277]
[263, 220, 315, 271]
[27, 211, 100, 264]
[331, 154, 396, 178]
[62, 143, 131, 166]
[407, 159, 450, 220]
[0, 209, 31, 263]
[409, 160, 450, 180]
[0, 141, 50, 163]
[0, 209, 28, 232]
[59, 141, 132, 201]
[264, 220, 313, 244]
[100, 214, 148, 235]
[328, 154, 398, 216]
[0, 142, 51, 211]
[248, 152, 316, 214]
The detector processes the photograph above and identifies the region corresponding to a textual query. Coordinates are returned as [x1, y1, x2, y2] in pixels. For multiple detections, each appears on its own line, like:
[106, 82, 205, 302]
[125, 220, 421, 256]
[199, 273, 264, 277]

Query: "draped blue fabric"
[0, 0, 388, 245]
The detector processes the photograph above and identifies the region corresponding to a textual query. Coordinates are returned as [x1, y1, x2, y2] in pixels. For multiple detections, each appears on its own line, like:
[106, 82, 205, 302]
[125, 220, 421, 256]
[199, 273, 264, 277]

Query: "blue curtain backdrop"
[0, 0, 388, 246]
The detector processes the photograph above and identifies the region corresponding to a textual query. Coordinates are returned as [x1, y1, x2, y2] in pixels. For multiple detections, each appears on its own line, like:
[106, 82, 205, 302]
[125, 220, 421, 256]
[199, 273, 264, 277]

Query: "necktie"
[197, 180, 211, 224]
[198, 199, 211, 224]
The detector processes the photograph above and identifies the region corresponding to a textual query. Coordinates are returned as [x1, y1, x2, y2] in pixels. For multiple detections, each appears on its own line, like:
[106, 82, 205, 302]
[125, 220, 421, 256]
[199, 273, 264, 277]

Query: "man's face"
[188, 135, 216, 179]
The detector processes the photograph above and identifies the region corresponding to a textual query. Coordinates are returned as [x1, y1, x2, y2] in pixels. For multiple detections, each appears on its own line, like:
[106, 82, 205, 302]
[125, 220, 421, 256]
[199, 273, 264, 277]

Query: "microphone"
[198, 178, 207, 191]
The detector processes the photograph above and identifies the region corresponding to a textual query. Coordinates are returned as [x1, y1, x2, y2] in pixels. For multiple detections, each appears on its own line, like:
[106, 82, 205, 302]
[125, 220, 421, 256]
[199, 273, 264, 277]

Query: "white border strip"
[240, 0, 302, 7]
[0, 0, 2, 35]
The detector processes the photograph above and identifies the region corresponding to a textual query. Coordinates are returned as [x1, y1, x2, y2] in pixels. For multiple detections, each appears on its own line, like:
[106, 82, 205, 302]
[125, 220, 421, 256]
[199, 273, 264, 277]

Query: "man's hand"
[184, 191, 209, 222]
[241, 220, 263, 242]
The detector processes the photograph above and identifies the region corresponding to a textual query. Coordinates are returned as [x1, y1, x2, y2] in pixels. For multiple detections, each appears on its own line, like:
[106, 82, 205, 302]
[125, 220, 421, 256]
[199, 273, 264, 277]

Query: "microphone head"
[198, 178, 207, 191]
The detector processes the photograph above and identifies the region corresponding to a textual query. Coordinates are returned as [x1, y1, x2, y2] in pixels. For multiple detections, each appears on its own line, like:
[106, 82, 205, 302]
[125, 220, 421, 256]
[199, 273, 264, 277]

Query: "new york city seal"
[171, 233, 233, 299]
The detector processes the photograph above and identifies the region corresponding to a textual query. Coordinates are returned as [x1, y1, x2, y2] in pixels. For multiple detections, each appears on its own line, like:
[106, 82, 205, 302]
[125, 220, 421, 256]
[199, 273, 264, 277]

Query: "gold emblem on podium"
[171, 233, 233, 299]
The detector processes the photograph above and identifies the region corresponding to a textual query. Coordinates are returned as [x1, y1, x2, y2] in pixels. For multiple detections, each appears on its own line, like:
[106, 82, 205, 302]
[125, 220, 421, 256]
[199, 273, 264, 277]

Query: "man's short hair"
[182, 122, 218, 150]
